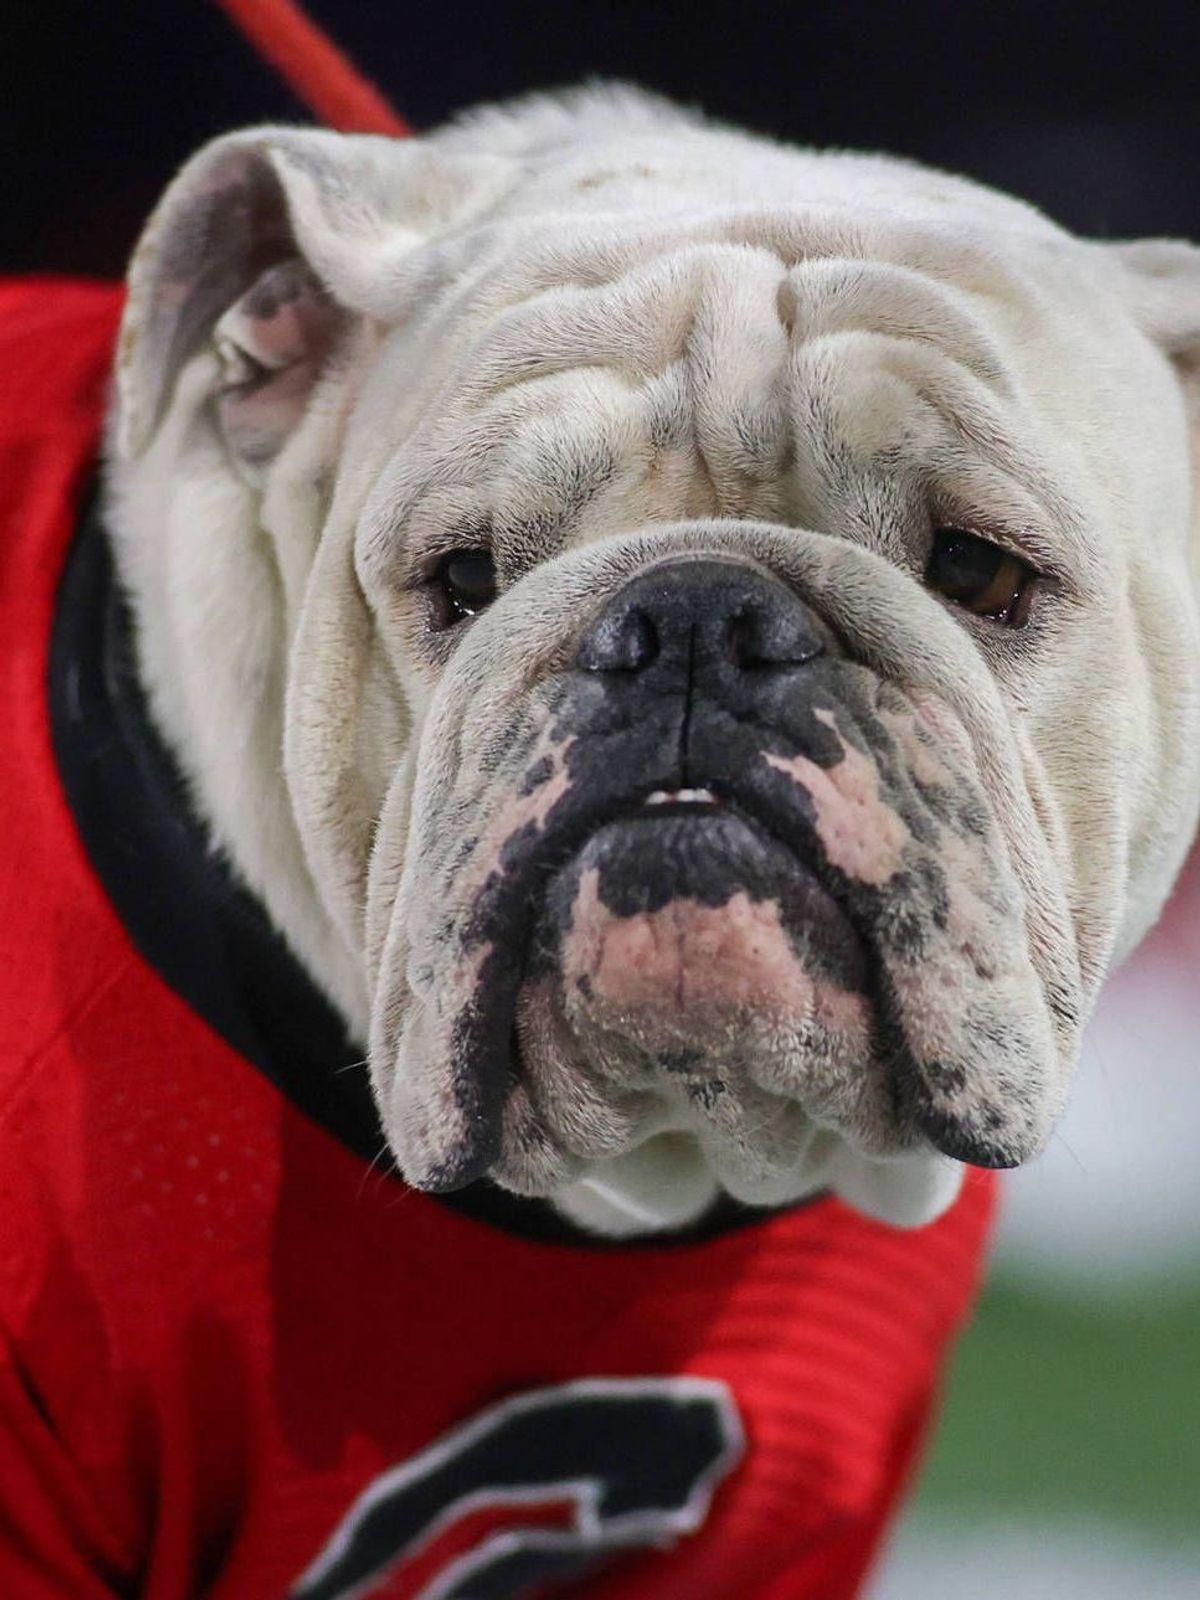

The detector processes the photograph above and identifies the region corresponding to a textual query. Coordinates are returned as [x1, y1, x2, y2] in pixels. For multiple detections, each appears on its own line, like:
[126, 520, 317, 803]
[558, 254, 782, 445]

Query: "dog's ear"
[1111, 238, 1200, 384]
[115, 127, 510, 464]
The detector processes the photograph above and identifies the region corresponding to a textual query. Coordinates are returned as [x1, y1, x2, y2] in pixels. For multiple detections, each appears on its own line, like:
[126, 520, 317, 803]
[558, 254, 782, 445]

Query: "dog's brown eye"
[428, 548, 497, 628]
[925, 528, 1036, 626]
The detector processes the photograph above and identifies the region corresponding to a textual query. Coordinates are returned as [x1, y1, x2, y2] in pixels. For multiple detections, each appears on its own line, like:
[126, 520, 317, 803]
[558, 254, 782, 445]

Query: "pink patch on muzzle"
[560, 867, 869, 1045]
[765, 736, 910, 888]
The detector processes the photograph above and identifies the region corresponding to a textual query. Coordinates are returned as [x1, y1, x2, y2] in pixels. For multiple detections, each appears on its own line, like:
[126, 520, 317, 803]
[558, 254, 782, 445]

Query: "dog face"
[110, 89, 1200, 1232]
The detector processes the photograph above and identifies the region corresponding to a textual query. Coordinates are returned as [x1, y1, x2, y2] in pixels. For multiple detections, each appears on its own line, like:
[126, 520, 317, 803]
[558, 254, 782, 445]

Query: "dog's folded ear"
[115, 127, 512, 466]
[1111, 238, 1200, 382]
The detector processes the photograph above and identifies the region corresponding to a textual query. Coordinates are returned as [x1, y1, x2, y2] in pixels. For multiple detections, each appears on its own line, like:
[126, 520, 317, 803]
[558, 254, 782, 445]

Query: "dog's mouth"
[533, 786, 875, 1072]
[528, 776, 867, 966]
[540, 774, 870, 960]
[535, 781, 871, 998]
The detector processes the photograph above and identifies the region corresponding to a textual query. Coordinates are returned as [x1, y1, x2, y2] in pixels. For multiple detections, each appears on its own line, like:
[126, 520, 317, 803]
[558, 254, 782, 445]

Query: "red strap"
[213, 0, 410, 136]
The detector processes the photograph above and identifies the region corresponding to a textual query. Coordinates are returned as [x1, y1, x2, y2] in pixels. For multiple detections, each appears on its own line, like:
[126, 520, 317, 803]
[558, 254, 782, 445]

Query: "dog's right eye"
[426, 549, 497, 629]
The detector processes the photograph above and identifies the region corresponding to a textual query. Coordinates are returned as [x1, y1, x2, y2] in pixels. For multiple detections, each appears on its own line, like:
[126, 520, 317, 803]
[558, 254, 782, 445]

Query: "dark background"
[4, 0, 1199, 280]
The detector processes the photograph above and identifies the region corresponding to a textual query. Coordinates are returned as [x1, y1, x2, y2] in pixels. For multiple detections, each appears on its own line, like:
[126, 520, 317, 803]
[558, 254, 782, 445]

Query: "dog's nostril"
[724, 605, 825, 670]
[578, 604, 659, 673]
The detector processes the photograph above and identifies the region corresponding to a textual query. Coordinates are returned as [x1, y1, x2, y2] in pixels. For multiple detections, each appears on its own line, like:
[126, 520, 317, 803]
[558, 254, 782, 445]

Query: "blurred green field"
[912, 1274, 1200, 1539]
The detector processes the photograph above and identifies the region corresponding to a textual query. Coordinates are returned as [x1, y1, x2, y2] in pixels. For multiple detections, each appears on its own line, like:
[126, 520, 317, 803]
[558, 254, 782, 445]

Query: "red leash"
[212, 0, 410, 135]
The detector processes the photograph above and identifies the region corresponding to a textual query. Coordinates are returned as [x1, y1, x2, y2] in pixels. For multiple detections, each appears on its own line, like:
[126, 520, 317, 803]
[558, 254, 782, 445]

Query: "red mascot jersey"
[0, 279, 996, 1600]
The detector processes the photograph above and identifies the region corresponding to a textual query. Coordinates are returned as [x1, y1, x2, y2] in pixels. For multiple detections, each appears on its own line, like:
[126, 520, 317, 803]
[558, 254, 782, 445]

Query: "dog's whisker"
[354, 1134, 400, 1204]
[333, 1055, 369, 1078]
[1049, 1127, 1088, 1176]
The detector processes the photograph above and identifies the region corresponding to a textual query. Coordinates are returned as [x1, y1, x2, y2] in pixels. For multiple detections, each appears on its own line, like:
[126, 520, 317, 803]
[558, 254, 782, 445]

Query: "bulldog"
[107, 83, 1200, 1239]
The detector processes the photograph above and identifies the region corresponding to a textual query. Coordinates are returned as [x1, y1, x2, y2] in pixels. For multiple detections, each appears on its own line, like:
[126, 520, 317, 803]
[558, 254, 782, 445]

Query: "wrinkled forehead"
[356, 211, 1102, 586]
[388, 197, 1103, 403]
[402, 206, 1037, 407]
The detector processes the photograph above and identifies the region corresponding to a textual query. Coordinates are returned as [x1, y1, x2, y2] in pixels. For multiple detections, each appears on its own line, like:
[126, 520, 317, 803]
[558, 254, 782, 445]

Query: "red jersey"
[0, 278, 996, 1600]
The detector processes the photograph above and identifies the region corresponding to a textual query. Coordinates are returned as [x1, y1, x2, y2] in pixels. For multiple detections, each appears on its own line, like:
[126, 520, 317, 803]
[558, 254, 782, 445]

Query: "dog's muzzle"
[384, 545, 1058, 1204]
[540, 553, 867, 1041]
[529, 555, 873, 1122]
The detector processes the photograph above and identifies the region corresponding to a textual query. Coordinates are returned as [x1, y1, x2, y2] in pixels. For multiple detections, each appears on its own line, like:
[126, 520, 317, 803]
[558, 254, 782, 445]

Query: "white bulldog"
[107, 85, 1200, 1237]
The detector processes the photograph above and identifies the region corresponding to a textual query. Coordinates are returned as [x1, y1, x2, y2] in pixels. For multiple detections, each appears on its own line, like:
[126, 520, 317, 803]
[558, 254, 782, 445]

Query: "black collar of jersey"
[50, 493, 808, 1248]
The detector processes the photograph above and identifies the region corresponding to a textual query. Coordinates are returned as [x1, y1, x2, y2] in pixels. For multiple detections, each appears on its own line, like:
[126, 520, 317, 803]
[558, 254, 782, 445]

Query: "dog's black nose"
[577, 558, 830, 678]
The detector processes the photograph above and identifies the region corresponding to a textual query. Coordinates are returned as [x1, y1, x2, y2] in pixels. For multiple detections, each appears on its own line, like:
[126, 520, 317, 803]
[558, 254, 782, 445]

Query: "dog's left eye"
[925, 528, 1036, 626]
[427, 549, 498, 628]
